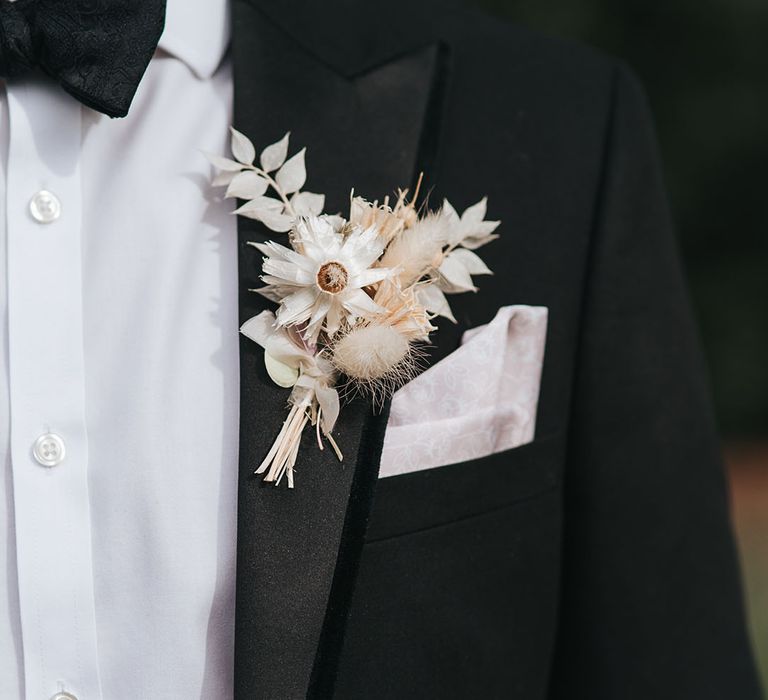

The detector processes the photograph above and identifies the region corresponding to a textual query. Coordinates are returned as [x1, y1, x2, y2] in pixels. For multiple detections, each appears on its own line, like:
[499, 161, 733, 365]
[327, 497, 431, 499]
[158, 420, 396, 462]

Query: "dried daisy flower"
[252, 215, 392, 343]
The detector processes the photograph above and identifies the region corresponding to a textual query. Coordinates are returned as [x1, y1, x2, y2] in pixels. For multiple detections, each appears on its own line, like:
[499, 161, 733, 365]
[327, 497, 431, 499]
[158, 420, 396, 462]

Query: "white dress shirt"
[0, 1, 238, 698]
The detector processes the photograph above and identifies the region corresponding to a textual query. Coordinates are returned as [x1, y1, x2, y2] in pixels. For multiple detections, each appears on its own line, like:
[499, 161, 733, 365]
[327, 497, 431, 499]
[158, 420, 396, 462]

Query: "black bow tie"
[0, 0, 166, 118]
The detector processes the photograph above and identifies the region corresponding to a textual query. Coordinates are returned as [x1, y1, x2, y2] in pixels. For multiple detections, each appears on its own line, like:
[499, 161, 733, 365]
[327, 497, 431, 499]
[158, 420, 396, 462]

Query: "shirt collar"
[158, 0, 231, 79]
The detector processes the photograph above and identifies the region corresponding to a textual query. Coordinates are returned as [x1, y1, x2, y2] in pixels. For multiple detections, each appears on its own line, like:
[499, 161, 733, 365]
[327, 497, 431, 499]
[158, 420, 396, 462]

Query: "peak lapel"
[231, 2, 445, 697]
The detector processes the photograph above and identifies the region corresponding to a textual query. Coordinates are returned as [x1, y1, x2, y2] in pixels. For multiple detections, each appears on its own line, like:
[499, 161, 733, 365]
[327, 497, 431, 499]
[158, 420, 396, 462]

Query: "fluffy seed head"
[379, 210, 449, 286]
[332, 325, 409, 381]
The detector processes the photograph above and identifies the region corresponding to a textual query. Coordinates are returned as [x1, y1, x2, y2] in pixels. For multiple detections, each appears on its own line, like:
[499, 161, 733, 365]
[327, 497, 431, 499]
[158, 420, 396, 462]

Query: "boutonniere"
[207, 128, 500, 488]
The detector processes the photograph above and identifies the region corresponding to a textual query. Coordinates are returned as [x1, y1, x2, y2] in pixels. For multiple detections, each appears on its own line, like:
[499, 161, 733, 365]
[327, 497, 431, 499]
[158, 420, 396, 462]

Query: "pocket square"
[379, 305, 549, 478]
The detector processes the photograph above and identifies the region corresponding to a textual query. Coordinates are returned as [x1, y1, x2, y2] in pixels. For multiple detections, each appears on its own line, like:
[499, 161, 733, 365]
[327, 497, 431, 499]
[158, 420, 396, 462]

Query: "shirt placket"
[6, 78, 102, 700]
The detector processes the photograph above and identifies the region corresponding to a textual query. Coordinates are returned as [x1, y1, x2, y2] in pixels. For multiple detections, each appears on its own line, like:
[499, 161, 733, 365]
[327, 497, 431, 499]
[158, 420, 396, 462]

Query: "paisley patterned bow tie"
[0, 0, 166, 118]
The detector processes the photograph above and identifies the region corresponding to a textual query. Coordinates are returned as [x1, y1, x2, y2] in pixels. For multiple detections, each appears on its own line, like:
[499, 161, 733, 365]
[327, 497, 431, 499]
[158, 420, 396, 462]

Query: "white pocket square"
[379, 305, 549, 478]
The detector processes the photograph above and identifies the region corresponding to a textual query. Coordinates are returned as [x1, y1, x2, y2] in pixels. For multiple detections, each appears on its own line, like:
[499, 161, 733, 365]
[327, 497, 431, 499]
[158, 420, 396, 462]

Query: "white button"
[29, 189, 61, 223]
[51, 693, 78, 700]
[33, 433, 66, 467]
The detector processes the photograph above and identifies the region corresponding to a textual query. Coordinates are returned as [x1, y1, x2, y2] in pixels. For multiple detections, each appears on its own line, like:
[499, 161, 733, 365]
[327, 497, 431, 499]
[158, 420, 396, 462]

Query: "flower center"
[316, 261, 349, 294]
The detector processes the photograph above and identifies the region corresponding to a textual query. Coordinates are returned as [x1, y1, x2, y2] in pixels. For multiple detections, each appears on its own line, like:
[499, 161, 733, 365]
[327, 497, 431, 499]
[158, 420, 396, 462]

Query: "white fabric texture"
[0, 1, 238, 698]
[380, 305, 548, 477]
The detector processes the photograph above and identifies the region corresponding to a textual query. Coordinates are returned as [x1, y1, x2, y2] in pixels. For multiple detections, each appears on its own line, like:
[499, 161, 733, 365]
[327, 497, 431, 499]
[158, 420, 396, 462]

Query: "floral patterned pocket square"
[379, 305, 548, 477]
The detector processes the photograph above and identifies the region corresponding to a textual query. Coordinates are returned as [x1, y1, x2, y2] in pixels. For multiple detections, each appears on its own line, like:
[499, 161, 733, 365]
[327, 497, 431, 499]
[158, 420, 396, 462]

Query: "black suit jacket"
[229, 1, 762, 698]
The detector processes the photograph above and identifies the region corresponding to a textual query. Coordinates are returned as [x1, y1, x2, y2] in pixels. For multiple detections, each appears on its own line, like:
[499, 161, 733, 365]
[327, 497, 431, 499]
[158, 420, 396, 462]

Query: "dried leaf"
[265, 351, 299, 388]
[230, 127, 256, 165]
[416, 284, 456, 323]
[203, 152, 242, 171]
[258, 210, 295, 232]
[225, 171, 269, 199]
[439, 253, 477, 292]
[461, 197, 487, 224]
[233, 196, 284, 218]
[260, 132, 290, 172]
[291, 191, 325, 216]
[449, 248, 493, 275]
[275, 148, 307, 195]
[441, 198, 460, 223]
[461, 233, 500, 250]
[315, 384, 340, 434]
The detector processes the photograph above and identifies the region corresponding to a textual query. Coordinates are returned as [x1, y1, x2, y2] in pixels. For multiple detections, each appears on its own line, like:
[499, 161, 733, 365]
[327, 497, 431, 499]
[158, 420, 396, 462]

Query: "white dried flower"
[349, 196, 405, 243]
[252, 216, 392, 343]
[373, 279, 435, 342]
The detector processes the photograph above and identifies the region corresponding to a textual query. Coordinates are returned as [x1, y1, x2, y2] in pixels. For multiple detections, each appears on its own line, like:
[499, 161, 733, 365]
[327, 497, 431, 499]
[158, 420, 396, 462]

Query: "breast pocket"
[337, 433, 566, 699]
[367, 432, 564, 542]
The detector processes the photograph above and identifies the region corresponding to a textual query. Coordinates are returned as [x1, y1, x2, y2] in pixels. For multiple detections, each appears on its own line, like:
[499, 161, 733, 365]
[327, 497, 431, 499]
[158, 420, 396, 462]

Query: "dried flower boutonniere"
[207, 129, 500, 487]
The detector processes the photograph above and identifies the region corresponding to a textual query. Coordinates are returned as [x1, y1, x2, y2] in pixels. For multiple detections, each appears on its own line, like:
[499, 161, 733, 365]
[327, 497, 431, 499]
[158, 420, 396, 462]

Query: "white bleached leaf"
[460, 232, 499, 250]
[233, 196, 284, 218]
[203, 152, 242, 171]
[439, 253, 477, 292]
[275, 148, 307, 195]
[449, 247, 493, 275]
[444, 197, 501, 247]
[230, 127, 256, 165]
[239, 312, 273, 346]
[461, 197, 487, 224]
[260, 132, 290, 172]
[441, 198, 460, 223]
[265, 351, 300, 388]
[258, 210, 295, 232]
[416, 283, 456, 323]
[315, 384, 340, 434]
[291, 191, 325, 216]
[225, 171, 269, 199]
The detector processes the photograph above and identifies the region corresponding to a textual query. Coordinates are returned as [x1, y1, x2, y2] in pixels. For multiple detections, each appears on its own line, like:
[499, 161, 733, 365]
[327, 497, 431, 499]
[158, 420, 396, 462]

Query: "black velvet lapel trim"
[231, 2, 442, 697]
[307, 400, 392, 698]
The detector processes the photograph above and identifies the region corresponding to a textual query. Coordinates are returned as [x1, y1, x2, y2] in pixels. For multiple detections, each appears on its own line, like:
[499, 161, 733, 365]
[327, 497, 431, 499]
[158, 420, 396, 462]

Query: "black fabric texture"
[231, 1, 763, 698]
[545, 63, 763, 700]
[0, 0, 165, 117]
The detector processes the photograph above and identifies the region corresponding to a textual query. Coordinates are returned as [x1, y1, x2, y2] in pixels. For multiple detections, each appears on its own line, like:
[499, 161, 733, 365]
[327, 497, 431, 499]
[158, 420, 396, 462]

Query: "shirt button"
[32, 433, 66, 467]
[51, 693, 78, 700]
[29, 189, 62, 223]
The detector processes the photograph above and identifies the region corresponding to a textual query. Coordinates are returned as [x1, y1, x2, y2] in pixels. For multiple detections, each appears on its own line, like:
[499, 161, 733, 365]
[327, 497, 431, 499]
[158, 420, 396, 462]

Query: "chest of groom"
[230, 1, 609, 697]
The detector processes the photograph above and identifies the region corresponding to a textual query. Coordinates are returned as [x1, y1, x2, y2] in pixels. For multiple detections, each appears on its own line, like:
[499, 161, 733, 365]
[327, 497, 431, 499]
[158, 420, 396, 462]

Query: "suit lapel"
[231, 1, 445, 697]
